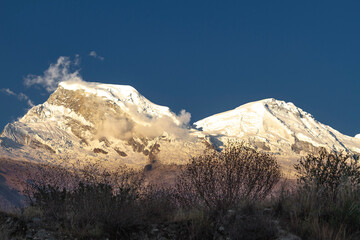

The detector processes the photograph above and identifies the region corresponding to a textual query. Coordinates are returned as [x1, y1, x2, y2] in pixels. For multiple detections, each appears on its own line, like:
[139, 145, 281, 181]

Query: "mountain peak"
[59, 81, 139, 98]
[0, 80, 200, 167]
[56, 81, 175, 120]
[234, 98, 297, 111]
[195, 98, 360, 155]
[247, 98, 301, 111]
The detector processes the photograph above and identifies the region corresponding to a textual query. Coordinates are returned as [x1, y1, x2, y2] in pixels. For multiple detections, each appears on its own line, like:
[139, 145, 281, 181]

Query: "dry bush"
[294, 149, 360, 199]
[139, 185, 178, 223]
[23, 162, 145, 238]
[24, 161, 143, 202]
[23, 163, 78, 203]
[277, 149, 360, 240]
[175, 141, 281, 211]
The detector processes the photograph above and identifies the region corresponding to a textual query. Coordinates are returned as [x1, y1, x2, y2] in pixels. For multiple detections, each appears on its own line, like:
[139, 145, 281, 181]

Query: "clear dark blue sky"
[0, 1, 359, 136]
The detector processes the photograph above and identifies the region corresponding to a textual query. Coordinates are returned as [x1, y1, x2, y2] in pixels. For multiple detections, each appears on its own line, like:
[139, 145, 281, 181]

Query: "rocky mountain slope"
[0, 81, 359, 171]
[0, 81, 207, 168]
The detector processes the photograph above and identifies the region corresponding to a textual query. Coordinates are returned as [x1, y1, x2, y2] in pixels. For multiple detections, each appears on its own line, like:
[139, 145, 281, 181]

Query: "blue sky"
[0, 1, 359, 136]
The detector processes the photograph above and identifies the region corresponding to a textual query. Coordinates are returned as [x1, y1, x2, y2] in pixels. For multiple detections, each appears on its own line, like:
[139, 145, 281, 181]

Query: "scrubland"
[1, 142, 360, 240]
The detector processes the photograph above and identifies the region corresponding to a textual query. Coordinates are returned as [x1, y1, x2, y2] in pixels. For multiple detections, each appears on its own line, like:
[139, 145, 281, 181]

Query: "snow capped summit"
[194, 98, 360, 155]
[194, 98, 311, 137]
[58, 81, 178, 122]
[0, 81, 202, 167]
[356, 134, 360, 139]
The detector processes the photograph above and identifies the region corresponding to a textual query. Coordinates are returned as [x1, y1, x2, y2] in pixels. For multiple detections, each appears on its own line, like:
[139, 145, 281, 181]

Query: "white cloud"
[24, 56, 83, 92]
[89, 51, 96, 57]
[1, 88, 16, 96]
[89, 51, 104, 61]
[74, 54, 80, 66]
[0, 88, 34, 107]
[27, 99, 35, 107]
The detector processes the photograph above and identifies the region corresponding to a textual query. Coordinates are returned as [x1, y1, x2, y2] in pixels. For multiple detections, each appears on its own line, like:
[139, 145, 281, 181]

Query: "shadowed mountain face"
[0, 82, 359, 173]
[0, 175, 24, 211]
[0, 158, 27, 211]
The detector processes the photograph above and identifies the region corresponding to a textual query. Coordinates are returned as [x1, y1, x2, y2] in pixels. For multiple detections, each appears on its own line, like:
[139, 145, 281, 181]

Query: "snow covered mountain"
[0, 82, 359, 172]
[194, 98, 360, 157]
[0, 81, 207, 168]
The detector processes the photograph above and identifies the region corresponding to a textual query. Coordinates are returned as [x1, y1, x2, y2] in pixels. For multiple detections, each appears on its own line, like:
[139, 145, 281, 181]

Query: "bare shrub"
[24, 161, 143, 203]
[294, 149, 360, 199]
[23, 162, 145, 238]
[281, 149, 360, 239]
[139, 185, 177, 223]
[175, 141, 281, 211]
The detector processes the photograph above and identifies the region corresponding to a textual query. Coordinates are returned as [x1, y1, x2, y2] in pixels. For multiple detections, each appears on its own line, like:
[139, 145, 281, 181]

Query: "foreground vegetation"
[1, 143, 360, 239]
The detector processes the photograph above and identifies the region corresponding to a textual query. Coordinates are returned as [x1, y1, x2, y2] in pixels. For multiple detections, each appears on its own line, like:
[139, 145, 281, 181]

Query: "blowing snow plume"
[24, 55, 83, 92]
[0, 88, 34, 107]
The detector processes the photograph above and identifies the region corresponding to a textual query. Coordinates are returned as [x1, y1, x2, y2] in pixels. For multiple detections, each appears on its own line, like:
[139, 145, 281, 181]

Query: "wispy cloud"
[89, 51, 104, 61]
[24, 56, 83, 92]
[74, 54, 81, 66]
[0, 88, 34, 107]
[2, 88, 16, 96]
